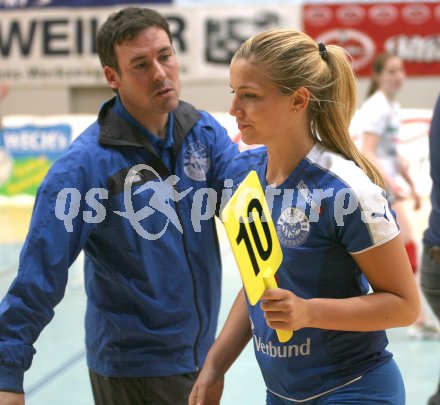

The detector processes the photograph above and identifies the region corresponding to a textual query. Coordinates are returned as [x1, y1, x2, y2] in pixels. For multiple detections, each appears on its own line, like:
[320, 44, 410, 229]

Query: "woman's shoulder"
[308, 144, 383, 198]
[232, 146, 267, 166]
[228, 146, 267, 182]
[362, 91, 390, 112]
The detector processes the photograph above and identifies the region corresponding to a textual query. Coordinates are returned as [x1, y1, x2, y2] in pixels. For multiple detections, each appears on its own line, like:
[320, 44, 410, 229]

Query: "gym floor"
[0, 200, 438, 405]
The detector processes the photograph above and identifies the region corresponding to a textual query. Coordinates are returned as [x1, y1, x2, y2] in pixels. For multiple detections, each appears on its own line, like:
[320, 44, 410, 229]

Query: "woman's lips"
[237, 123, 251, 131]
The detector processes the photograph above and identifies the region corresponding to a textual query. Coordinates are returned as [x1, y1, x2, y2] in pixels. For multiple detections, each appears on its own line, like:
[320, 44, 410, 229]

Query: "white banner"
[0, 5, 299, 85]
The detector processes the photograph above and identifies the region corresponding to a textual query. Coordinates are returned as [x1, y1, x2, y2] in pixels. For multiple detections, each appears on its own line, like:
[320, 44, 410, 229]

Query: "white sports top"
[360, 90, 400, 179]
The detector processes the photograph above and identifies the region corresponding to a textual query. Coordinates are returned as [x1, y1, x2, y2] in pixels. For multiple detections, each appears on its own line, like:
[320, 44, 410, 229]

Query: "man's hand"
[188, 367, 224, 405]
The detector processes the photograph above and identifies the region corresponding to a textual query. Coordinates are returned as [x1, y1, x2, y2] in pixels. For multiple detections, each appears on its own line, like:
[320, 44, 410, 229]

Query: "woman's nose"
[229, 99, 242, 117]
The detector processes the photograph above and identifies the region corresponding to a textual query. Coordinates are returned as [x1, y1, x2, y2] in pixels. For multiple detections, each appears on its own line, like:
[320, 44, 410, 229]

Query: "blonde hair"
[233, 28, 384, 188]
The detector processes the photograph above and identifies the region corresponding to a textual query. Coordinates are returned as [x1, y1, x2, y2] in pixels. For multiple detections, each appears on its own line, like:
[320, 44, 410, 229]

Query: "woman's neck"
[265, 133, 315, 186]
[380, 88, 396, 102]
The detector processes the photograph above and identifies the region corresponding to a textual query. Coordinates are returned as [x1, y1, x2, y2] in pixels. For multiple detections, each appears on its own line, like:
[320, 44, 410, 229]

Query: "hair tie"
[318, 42, 328, 61]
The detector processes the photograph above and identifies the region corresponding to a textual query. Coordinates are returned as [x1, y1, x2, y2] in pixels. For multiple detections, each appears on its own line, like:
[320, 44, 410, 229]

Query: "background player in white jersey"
[360, 53, 418, 210]
[360, 53, 439, 340]
[189, 29, 420, 405]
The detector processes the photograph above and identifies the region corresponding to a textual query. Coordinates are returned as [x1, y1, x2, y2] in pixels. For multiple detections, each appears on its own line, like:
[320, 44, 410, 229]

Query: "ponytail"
[314, 45, 385, 188]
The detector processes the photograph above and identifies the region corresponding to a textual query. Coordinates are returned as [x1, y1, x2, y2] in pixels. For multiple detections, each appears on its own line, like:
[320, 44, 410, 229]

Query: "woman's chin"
[240, 132, 259, 146]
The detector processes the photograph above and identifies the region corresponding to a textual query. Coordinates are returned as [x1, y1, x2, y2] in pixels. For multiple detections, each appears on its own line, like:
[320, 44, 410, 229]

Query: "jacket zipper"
[174, 194, 202, 371]
[157, 153, 202, 371]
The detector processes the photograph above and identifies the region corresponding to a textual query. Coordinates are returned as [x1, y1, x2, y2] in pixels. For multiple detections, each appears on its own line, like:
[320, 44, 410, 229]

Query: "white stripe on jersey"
[306, 144, 400, 254]
[268, 374, 363, 403]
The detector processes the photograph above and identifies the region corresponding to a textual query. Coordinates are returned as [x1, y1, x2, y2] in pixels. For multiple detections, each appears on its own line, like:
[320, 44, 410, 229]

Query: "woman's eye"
[229, 90, 257, 99]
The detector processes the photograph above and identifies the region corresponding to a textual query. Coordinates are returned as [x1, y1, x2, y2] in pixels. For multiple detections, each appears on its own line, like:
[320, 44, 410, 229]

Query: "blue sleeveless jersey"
[228, 143, 399, 402]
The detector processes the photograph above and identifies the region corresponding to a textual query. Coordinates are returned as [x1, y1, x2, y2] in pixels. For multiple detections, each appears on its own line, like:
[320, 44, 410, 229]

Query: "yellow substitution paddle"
[221, 171, 293, 343]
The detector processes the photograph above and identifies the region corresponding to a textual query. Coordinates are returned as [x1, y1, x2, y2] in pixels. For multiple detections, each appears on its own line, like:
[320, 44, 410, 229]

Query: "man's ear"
[103, 66, 120, 91]
[290, 87, 310, 112]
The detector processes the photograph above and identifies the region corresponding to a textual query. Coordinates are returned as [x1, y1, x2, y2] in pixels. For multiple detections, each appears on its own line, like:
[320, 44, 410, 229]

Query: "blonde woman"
[189, 29, 420, 405]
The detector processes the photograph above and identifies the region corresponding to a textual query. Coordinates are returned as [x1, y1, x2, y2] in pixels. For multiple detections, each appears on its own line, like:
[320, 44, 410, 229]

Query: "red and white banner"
[303, 2, 440, 76]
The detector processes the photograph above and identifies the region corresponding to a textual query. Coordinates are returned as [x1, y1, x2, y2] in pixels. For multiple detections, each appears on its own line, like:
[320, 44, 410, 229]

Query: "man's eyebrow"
[128, 46, 173, 64]
[158, 45, 173, 53]
[129, 55, 147, 64]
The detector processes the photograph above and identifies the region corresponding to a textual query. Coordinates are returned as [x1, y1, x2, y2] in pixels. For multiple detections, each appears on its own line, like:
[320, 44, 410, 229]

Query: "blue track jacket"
[0, 97, 238, 393]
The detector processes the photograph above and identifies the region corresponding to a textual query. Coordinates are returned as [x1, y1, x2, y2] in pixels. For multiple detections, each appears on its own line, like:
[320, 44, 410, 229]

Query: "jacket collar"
[98, 97, 200, 154]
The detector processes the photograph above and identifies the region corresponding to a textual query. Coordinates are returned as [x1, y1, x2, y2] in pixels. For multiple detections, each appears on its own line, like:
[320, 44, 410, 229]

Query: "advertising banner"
[0, 0, 171, 9]
[0, 114, 94, 196]
[303, 2, 440, 76]
[0, 124, 70, 195]
[0, 5, 297, 85]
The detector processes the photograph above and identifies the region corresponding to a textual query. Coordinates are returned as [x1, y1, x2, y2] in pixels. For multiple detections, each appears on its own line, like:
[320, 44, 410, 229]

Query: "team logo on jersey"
[276, 207, 310, 248]
[183, 141, 210, 181]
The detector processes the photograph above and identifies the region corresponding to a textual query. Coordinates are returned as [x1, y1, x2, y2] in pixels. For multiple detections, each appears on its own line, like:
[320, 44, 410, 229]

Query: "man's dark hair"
[96, 7, 172, 72]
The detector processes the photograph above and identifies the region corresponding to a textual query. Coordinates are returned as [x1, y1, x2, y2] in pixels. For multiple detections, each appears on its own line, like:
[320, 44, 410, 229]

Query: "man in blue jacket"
[422, 94, 440, 405]
[0, 7, 238, 405]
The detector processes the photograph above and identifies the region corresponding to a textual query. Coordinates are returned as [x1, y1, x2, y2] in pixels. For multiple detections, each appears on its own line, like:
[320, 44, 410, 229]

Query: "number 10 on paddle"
[222, 171, 293, 343]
